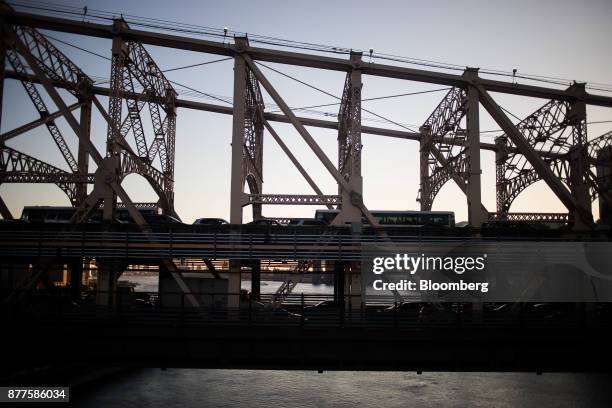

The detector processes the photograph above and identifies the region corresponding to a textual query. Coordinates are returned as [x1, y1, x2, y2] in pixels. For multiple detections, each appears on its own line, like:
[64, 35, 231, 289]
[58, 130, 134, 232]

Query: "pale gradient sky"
[2, 0, 611, 223]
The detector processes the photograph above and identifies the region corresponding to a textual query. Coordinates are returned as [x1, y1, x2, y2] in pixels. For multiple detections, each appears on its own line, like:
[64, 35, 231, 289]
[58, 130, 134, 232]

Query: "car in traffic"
[247, 219, 282, 226]
[142, 214, 183, 225]
[193, 218, 229, 226]
[287, 218, 327, 226]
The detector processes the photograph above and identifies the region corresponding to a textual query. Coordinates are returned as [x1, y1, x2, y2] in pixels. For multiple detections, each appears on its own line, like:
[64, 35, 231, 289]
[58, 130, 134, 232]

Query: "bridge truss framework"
[0, 2, 611, 307]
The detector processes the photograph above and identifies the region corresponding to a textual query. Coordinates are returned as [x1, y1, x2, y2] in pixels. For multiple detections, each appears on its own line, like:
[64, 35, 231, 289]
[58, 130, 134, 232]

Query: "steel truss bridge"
[0, 2, 611, 229]
[0, 1, 611, 309]
[1, 3, 612, 378]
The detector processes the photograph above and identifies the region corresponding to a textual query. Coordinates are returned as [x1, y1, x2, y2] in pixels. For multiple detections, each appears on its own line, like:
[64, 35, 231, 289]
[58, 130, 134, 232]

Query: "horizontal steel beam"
[488, 212, 570, 223]
[1, 73, 570, 161]
[0, 101, 83, 142]
[248, 194, 341, 205]
[0, 172, 93, 184]
[5, 71, 502, 152]
[107, 202, 161, 210]
[3, 9, 612, 107]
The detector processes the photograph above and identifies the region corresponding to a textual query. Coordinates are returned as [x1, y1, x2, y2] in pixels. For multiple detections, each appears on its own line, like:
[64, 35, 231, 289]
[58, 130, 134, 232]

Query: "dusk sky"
[2, 0, 611, 223]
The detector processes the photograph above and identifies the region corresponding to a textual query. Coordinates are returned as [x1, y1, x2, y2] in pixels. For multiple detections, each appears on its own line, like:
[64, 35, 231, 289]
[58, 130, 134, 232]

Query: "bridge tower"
[494, 83, 593, 229]
[229, 37, 266, 306]
[417, 68, 488, 227]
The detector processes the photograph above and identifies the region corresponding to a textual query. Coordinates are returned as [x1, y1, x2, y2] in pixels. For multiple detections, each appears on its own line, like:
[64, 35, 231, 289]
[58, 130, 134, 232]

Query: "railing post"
[117, 289, 122, 325]
[301, 292, 305, 328]
[211, 292, 215, 322]
[394, 301, 398, 329]
[169, 226, 173, 259]
[248, 294, 252, 325]
[180, 291, 185, 326]
[457, 304, 462, 328]
[340, 296, 344, 328]
[56, 290, 62, 323]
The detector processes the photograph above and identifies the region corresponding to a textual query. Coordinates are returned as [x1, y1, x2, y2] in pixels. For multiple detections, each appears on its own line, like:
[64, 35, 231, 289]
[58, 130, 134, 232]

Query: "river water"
[105, 275, 611, 407]
[71, 369, 611, 407]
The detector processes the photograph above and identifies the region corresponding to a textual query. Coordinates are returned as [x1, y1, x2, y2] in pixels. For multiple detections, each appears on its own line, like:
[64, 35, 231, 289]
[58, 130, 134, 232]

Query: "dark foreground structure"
[2, 223, 612, 384]
[1, 1, 612, 388]
[3, 294, 612, 382]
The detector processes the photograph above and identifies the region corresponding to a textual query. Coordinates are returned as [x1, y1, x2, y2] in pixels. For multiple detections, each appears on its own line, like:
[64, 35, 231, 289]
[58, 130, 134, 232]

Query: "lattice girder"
[418, 87, 468, 210]
[13, 25, 91, 95]
[587, 131, 612, 201]
[5, 48, 79, 173]
[242, 65, 265, 187]
[495, 98, 587, 214]
[105, 25, 177, 214]
[0, 146, 92, 204]
[338, 70, 361, 181]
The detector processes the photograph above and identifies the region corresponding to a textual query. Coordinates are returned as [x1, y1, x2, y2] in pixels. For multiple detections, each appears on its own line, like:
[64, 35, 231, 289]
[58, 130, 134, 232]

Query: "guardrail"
[3, 290, 611, 330]
[0, 224, 605, 261]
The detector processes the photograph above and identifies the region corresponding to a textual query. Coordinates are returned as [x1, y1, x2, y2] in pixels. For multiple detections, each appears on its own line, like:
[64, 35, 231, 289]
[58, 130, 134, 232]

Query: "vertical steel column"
[597, 146, 612, 225]
[418, 127, 432, 211]
[95, 260, 117, 307]
[0, 40, 10, 220]
[569, 147, 592, 229]
[102, 19, 129, 221]
[107, 20, 128, 157]
[335, 51, 363, 225]
[567, 92, 593, 229]
[336, 52, 364, 309]
[333, 262, 345, 308]
[251, 261, 261, 301]
[165, 89, 177, 213]
[495, 136, 509, 217]
[464, 68, 487, 227]
[76, 78, 92, 205]
[347, 54, 363, 309]
[228, 38, 249, 308]
[0, 37, 5, 135]
[230, 38, 248, 225]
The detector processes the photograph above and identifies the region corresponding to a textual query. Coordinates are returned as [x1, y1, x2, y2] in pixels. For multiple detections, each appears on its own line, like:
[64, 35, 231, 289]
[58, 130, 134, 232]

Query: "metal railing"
[0, 224, 603, 261]
[3, 289, 611, 331]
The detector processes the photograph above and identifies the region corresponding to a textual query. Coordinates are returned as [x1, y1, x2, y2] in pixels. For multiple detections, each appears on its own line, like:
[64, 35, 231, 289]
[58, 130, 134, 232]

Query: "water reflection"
[72, 369, 612, 408]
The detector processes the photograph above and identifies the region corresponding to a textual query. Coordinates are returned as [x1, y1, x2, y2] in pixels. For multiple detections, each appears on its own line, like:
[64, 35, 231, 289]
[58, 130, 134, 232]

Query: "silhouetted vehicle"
[287, 218, 327, 226]
[529, 303, 575, 320]
[20, 206, 84, 223]
[415, 302, 454, 322]
[303, 300, 340, 317]
[315, 209, 455, 227]
[0, 218, 19, 224]
[247, 219, 282, 226]
[19, 205, 161, 224]
[193, 218, 229, 225]
[249, 301, 301, 321]
[487, 303, 514, 314]
[382, 302, 422, 314]
[142, 214, 183, 225]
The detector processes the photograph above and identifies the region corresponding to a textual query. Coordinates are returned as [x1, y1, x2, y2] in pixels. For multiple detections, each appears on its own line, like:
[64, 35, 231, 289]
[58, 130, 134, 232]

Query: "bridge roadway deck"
[2, 299, 612, 373]
[0, 223, 608, 261]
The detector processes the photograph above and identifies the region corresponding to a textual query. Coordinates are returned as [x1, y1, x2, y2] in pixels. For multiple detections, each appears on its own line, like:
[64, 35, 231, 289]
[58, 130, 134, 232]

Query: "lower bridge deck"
[0, 223, 608, 261]
[2, 295, 612, 374]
